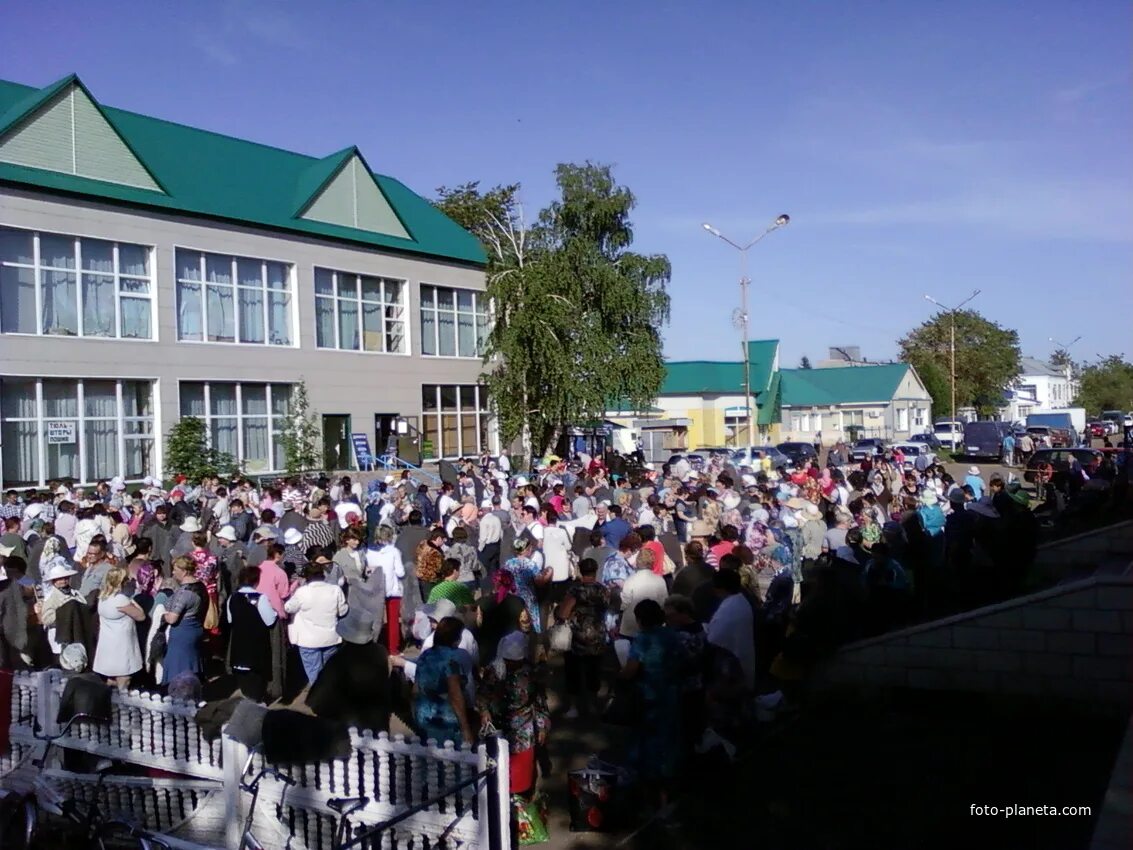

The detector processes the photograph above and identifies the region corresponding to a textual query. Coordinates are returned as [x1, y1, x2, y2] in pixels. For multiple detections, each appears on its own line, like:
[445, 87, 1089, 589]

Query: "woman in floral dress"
[477, 631, 550, 796]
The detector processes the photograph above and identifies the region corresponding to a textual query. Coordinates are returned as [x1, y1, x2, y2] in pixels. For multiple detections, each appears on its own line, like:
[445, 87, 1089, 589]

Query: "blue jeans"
[298, 645, 338, 685]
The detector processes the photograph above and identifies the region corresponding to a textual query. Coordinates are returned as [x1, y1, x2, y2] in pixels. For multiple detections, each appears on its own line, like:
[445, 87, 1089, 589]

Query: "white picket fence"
[4, 670, 510, 850]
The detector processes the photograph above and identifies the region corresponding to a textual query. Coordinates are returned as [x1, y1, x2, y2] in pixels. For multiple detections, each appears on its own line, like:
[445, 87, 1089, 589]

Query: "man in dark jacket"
[139, 504, 177, 575]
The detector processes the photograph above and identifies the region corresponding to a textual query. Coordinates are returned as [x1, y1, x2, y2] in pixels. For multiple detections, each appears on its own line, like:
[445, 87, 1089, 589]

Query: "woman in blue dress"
[501, 537, 551, 632]
[161, 556, 208, 686]
[412, 617, 475, 746]
[621, 598, 682, 807]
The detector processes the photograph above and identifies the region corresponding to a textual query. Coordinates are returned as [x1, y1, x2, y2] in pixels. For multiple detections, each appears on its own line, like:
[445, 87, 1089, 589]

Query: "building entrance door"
[322, 414, 351, 471]
[374, 413, 399, 459]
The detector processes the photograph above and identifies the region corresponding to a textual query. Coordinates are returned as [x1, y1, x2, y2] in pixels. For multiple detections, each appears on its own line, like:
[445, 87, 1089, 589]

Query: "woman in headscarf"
[188, 532, 220, 641]
[477, 569, 529, 665]
[477, 630, 550, 796]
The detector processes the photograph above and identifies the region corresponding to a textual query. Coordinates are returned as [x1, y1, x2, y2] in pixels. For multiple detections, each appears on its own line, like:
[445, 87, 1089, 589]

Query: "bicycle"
[0, 713, 177, 849]
[237, 748, 368, 850]
[236, 747, 496, 850]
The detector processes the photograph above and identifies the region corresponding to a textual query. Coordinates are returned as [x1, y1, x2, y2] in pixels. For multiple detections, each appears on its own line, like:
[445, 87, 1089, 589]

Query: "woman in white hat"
[36, 557, 83, 657]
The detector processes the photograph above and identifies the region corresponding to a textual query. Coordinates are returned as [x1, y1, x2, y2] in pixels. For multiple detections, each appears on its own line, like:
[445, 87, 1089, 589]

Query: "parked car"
[890, 441, 936, 470]
[906, 432, 942, 451]
[731, 446, 792, 471]
[776, 441, 819, 466]
[960, 421, 1007, 461]
[1024, 448, 1103, 483]
[849, 438, 888, 462]
[1026, 426, 1072, 449]
[933, 421, 964, 451]
[1087, 421, 1108, 439]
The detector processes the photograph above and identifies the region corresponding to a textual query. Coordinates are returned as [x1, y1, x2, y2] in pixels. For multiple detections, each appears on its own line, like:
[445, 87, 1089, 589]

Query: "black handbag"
[601, 680, 641, 727]
[149, 622, 170, 667]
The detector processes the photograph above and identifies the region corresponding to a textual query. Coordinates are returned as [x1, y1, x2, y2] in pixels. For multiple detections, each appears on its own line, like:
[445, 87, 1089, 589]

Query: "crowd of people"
[0, 438, 1126, 833]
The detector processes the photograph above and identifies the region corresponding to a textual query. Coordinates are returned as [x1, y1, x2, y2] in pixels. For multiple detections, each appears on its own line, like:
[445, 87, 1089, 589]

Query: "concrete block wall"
[1032, 520, 1133, 582]
[810, 573, 1133, 708]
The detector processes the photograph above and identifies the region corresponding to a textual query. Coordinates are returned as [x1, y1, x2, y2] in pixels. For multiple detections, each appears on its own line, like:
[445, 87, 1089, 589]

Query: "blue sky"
[3, 1, 1130, 368]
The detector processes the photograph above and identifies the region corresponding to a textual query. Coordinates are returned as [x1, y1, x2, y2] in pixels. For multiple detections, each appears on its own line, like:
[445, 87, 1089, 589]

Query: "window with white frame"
[913, 407, 925, 428]
[175, 249, 293, 345]
[0, 377, 155, 487]
[897, 407, 909, 431]
[421, 384, 493, 459]
[179, 382, 290, 472]
[419, 285, 490, 357]
[0, 227, 154, 339]
[314, 268, 405, 353]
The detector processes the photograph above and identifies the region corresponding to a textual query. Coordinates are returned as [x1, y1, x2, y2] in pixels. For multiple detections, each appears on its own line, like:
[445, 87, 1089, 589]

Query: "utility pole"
[924, 290, 981, 433]
[703, 215, 790, 445]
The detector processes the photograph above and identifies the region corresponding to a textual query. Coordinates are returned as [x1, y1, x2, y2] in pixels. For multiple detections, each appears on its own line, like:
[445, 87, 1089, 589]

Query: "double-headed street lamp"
[703, 214, 790, 445]
[924, 289, 981, 431]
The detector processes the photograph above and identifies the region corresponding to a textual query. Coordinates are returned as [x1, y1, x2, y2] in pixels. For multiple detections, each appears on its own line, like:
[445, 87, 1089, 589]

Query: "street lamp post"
[703, 215, 790, 445]
[924, 290, 980, 435]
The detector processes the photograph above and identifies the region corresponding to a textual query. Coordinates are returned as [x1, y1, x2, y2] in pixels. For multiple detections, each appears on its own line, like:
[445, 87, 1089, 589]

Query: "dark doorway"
[374, 413, 400, 459]
[322, 414, 351, 471]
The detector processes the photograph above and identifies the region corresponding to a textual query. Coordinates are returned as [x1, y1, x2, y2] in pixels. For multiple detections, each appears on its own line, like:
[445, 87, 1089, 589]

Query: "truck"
[1026, 411, 1081, 446]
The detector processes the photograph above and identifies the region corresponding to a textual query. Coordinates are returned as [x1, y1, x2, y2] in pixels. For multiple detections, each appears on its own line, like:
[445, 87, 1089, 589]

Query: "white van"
[932, 420, 964, 451]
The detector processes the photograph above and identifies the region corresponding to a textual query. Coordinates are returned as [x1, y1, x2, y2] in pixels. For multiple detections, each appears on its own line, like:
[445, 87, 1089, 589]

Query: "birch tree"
[436, 164, 670, 461]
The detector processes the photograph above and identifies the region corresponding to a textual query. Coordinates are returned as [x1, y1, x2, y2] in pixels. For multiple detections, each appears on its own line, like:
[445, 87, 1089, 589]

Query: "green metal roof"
[779, 364, 910, 407]
[757, 371, 782, 425]
[662, 339, 780, 396]
[0, 75, 486, 267]
[661, 361, 745, 395]
[746, 339, 779, 394]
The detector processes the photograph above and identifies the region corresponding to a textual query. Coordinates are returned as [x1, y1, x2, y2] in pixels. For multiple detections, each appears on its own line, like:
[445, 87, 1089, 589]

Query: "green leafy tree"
[1074, 355, 1133, 414]
[799, 355, 812, 369]
[897, 310, 1021, 417]
[164, 417, 239, 482]
[436, 163, 671, 459]
[280, 380, 321, 473]
[1049, 348, 1081, 380]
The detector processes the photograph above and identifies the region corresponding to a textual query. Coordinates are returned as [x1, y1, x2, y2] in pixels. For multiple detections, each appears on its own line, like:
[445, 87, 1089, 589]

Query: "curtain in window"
[42, 270, 78, 335]
[315, 296, 336, 348]
[243, 418, 269, 470]
[238, 286, 265, 343]
[420, 310, 437, 355]
[124, 438, 153, 479]
[338, 297, 359, 351]
[119, 245, 149, 277]
[437, 310, 456, 356]
[0, 379, 39, 486]
[268, 291, 291, 345]
[83, 381, 119, 481]
[177, 281, 203, 340]
[210, 385, 238, 459]
[2, 421, 39, 486]
[41, 379, 78, 476]
[0, 266, 36, 333]
[206, 284, 235, 342]
[82, 274, 116, 337]
[120, 281, 151, 339]
[457, 313, 475, 357]
[179, 383, 206, 418]
[362, 301, 382, 351]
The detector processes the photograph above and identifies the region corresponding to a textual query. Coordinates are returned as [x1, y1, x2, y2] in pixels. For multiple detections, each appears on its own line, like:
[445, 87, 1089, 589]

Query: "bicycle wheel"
[0, 796, 34, 850]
